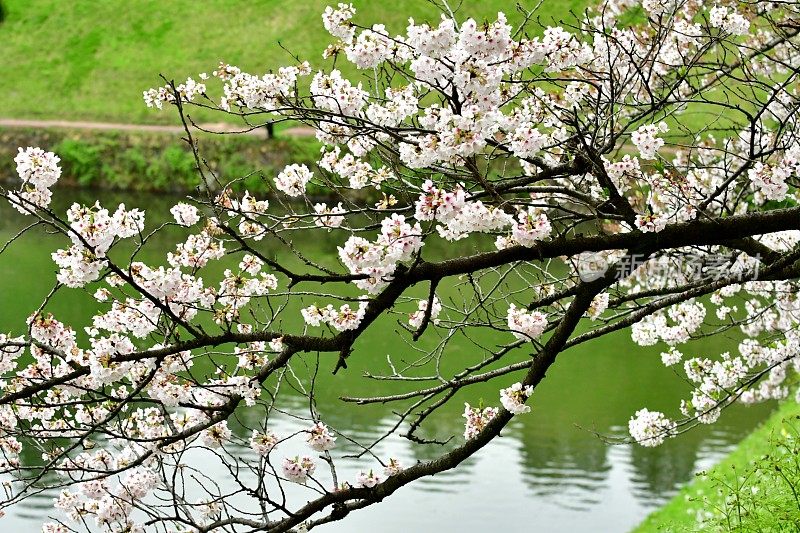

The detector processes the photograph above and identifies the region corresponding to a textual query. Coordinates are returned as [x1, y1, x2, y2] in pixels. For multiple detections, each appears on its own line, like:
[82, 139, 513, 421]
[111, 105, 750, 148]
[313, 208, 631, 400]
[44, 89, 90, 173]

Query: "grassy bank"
[0, 127, 320, 194]
[0, 0, 588, 125]
[636, 401, 800, 532]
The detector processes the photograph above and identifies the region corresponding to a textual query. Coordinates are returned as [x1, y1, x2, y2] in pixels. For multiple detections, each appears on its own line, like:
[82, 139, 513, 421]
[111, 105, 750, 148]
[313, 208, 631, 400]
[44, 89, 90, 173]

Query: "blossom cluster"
[282, 456, 317, 484]
[631, 122, 669, 160]
[143, 76, 206, 109]
[8, 147, 61, 213]
[54, 201, 145, 287]
[301, 301, 369, 331]
[499, 382, 534, 414]
[355, 470, 382, 488]
[631, 300, 707, 346]
[709, 6, 751, 36]
[628, 409, 676, 447]
[408, 296, 442, 329]
[307, 421, 337, 451]
[221, 62, 311, 112]
[507, 304, 548, 341]
[747, 146, 800, 201]
[170, 203, 201, 226]
[250, 430, 279, 455]
[45, 455, 160, 531]
[313, 201, 346, 229]
[318, 146, 395, 189]
[463, 403, 499, 439]
[337, 213, 423, 293]
[275, 164, 314, 197]
[511, 207, 553, 247]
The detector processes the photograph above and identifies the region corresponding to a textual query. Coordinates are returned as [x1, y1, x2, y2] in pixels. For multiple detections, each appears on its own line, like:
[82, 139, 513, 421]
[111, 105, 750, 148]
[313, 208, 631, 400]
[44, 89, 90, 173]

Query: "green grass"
[636, 401, 800, 532]
[0, 0, 588, 125]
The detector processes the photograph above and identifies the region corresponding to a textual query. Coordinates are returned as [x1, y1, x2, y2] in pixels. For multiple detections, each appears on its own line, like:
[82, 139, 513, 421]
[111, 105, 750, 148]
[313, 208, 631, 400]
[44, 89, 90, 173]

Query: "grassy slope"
[635, 401, 800, 532]
[0, 0, 587, 124]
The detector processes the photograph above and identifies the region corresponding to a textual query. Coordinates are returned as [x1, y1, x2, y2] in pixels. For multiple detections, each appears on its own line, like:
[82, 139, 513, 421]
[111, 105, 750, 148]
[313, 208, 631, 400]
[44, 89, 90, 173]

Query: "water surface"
[0, 189, 772, 532]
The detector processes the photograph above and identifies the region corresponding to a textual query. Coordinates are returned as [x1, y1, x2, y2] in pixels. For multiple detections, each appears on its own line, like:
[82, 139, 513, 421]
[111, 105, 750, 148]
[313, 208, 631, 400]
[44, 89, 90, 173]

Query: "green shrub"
[637, 402, 800, 533]
[117, 145, 149, 189]
[160, 146, 197, 190]
[54, 138, 104, 187]
[1, 128, 325, 195]
[690, 417, 800, 531]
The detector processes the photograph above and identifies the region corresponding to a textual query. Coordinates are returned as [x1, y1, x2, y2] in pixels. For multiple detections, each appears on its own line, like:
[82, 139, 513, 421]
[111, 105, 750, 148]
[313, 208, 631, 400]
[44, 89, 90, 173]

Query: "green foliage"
[53, 138, 105, 187]
[1, 128, 320, 194]
[151, 145, 196, 189]
[636, 402, 800, 532]
[696, 421, 800, 531]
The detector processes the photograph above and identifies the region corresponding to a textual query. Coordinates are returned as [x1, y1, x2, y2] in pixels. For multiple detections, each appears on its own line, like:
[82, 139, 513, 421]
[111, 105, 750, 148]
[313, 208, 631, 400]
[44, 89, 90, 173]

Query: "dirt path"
[0, 118, 315, 138]
[0, 118, 682, 156]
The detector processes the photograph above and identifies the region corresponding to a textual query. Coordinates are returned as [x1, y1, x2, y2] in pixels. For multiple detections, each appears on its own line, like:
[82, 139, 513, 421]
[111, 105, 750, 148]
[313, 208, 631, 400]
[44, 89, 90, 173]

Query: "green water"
[0, 189, 773, 532]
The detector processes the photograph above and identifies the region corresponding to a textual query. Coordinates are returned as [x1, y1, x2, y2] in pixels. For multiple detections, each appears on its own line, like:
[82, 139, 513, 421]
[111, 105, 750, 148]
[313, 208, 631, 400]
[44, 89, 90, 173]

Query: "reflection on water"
[9, 409, 754, 532]
[0, 189, 774, 532]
